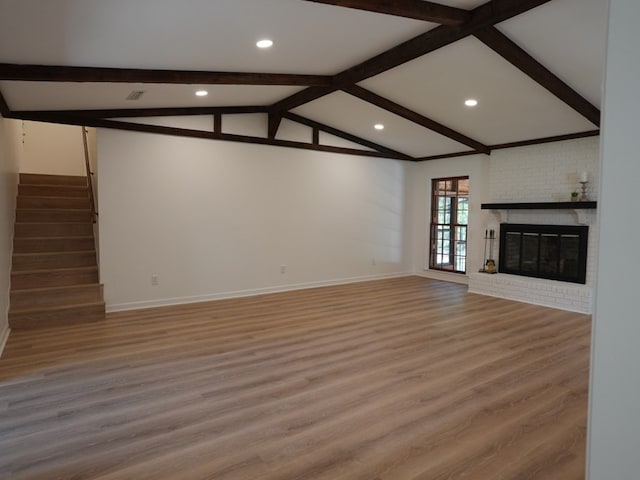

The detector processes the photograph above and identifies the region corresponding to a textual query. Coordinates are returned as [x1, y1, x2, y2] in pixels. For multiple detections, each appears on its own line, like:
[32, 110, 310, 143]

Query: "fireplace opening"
[499, 224, 588, 284]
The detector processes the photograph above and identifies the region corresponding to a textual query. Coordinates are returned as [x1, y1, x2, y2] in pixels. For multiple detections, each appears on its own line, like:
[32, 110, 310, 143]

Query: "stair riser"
[10, 285, 103, 309]
[19, 184, 89, 198]
[16, 210, 93, 223]
[9, 303, 105, 329]
[18, 197, 90, 209]
[11, 270, 99, 289]
[14, 237, 95, 253]
[14, 223, 94, 237]
[20, 174, 87, 186]
[13, 252, 97, 271]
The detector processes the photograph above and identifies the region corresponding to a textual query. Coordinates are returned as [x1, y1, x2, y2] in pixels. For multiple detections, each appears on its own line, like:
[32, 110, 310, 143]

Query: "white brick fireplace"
[468, 136, 599, 314]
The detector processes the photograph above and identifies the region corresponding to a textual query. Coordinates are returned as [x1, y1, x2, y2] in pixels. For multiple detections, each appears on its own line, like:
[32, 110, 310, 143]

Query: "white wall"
[0, 117, 21, 354]
[20, 121, 87, 176]
[98, 129, 413, 311]
[408, 154, 491, 283]
[588, 0, 640, 478]
[489, 137, 600, 204]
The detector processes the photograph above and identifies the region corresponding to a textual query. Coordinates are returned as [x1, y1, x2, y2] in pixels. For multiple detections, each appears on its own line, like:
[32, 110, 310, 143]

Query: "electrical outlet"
[151, 274, 159, 286]
[280, 265, 287, 274]
[371, 257, 376, 266]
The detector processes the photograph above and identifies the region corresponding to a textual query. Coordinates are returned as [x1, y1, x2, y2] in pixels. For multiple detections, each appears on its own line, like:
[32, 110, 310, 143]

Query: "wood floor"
[0, 276, 592, 480]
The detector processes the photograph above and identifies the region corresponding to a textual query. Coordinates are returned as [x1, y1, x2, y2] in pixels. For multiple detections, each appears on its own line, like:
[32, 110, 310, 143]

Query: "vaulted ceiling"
[0, 0, 608, 161]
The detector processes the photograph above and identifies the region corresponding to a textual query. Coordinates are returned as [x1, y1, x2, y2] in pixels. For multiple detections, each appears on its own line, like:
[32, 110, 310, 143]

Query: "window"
[429, 176, 469, 274]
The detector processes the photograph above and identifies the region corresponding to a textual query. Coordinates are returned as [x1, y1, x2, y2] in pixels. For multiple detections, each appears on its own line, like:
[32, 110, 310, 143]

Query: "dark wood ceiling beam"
[344, 85, 490, 154]
[474, 26, 601, 127]
[9, 112, 409, 161]
[272, 0, 552, 112]
[284, 112, 414, 159]
[9, 106, 270, 119]
[490, 129, 600, 150]
[268, 113, 283, 139]
[0, 89, 10, 117]
[415, 129, 601, 161]
[0, 63, 332, 86]
[302, 0, 469, 26]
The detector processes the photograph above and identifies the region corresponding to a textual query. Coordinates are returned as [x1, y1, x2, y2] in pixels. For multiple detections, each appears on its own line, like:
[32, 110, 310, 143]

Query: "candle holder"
[579, 181, 588, 202]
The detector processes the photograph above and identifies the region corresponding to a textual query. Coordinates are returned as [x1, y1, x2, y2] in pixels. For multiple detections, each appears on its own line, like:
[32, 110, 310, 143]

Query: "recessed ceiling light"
[465, 99, 478, 107]
[256, 39, 273, 49]
[195, 90, 208, 97]
[374, 124, 385, 130]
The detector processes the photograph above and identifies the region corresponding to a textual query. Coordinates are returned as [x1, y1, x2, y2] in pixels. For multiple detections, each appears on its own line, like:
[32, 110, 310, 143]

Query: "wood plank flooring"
[0, 276, 592, 480]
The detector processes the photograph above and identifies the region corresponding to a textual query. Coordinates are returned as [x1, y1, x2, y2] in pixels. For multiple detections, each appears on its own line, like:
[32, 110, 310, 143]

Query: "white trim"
[106, 271, 413, 313]
[0, 326, 9, 358]
[416, 268, 469, 285]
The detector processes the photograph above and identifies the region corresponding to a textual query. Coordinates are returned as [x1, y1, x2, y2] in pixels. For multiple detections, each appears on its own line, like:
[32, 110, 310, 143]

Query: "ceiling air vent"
[126, 90, 145, 101]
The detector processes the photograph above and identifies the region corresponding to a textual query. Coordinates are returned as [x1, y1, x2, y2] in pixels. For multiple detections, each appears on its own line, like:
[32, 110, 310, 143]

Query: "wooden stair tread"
[10, 300, 105, 314]
[19, 173, 87, 185]
[13, 238, 96, 254]
[19, 183, 88, 189]
[10, 283, 103, 310]
[14, 221, 93, 231]
[11, 265, 98, 275]
[11, 283, 102, 294]
[13, 250, 96, 257]
[14, 222, 93, 228]
[14, 234, 93, 240]
[18, 195, 89, 199]
[19, 186, 89, 198]
[17, 208, 92, 212]
[15, 221, 92, 224]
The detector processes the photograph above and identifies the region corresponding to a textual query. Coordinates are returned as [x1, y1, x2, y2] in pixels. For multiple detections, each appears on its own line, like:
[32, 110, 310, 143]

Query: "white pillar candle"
[580, 171, 588, 182]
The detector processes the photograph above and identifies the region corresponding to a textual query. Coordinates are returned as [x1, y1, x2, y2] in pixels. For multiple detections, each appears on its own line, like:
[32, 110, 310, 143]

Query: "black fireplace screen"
[499, 224, 588, 284]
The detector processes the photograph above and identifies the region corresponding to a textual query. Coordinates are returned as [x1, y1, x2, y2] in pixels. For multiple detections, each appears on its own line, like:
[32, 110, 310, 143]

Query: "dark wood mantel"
[481, 201, 597, 210]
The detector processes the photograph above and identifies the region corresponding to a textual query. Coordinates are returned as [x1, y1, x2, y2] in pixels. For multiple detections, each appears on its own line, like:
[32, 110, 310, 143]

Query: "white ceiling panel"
[293, 91, 472, 158]
[0, 82, 303, 111]
[497, 0, 608, 107]
[360, 36, 597, 146]
[0, 0, 429, 74]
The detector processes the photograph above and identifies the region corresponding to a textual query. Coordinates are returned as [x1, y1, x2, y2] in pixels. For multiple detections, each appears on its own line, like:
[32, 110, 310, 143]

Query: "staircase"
[9, 173, 105, 329]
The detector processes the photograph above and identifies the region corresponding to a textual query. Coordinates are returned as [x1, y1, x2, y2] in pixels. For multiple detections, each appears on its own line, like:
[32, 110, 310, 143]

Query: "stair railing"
[81, 127, 98, 222]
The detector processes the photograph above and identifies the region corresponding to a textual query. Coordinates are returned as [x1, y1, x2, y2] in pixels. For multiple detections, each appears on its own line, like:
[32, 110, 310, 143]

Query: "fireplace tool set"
[481, 229, 497, 274]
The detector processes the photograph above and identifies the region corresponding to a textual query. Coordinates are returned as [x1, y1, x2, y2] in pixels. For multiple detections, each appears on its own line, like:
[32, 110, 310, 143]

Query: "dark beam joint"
[214, 113, 222, 134]
[0, 89, 10, 117]
[343, 85, 490, 154]
[268, 113, 283, 139]
[0, 63, 332, 87]
[284, 111, 414, 159]
[474, 26, 601, 127]
[302, 0, 469, 26]
[312, 127, 320, 145]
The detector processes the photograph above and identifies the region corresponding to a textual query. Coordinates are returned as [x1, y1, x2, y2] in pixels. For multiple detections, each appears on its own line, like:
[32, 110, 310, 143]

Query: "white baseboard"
[106, 271, 413, 313]
[0, 325, 10, 359]
[415, 269, 469, 285]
